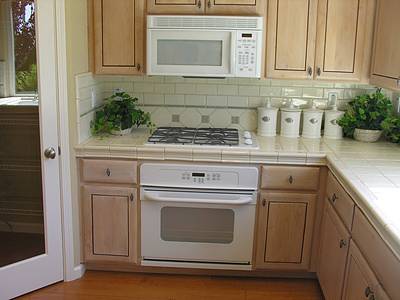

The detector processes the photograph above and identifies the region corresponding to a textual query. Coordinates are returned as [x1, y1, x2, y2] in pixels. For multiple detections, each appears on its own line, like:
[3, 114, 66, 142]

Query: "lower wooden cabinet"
[256, 192, 316, 270]
[342, 241, 390, 300]
[82, 185, 138, 264]
[317, 200, 351, 300]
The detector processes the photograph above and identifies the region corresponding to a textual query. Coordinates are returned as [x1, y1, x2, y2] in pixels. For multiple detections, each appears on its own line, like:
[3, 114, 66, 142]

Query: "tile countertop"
[76, 129, 400, 261]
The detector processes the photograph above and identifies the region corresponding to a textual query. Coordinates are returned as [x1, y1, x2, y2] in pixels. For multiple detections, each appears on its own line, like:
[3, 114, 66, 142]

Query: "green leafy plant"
[382, 116, 400, 144]
[337, 88, 393, 137]
[91, 92, 154, 135]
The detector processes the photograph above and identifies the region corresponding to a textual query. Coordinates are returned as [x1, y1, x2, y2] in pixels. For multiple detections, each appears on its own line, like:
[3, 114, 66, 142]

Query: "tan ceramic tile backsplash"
[75, 72, 395, 143]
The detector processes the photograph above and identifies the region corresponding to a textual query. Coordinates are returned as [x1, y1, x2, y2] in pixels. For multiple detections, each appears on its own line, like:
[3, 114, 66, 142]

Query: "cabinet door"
[256, 192, 316, 270]
[266, 0, 318, 79]
[205, 0, 265, 15]
[370, 0, 400, 90]
[342, 241, 389, 300]
[147, 0, 205, 14]
[92, 0, 144, 75]
[317, 201, 350, 300]
[83, 185, 138, 264]
[314, 0, 374, 81]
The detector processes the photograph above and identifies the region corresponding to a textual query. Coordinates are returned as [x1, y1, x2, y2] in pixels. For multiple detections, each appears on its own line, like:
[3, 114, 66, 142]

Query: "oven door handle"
[142, 190, 254, 205]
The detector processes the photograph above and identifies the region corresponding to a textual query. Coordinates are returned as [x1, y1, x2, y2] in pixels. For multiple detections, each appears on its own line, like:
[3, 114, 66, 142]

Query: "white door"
[0, 0, 63, 299]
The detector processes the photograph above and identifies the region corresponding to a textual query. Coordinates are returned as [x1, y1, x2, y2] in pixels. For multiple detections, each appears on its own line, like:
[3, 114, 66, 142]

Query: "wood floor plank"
[17, 271, 323, 300]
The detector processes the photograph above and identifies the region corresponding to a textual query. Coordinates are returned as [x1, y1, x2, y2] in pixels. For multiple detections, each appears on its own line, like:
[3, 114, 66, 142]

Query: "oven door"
[140, 188, 256, 269]
[147, 29, 235, 77]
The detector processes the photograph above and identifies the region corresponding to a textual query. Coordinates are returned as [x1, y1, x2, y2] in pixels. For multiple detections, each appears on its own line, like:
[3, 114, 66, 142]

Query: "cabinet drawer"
[326, 172, 354, 230]
[352, 208, 400, 300]
[261, 166, 320, 190]
[81, 159, 137, 184]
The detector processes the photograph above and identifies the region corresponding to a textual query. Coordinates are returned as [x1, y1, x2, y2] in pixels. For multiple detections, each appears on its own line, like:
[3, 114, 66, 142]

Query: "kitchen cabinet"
[90, 0, 145, 75]
[370, 0, 400, 90]
[256, 192, 316, 270]
[342, 241, 390, 300]
[317, 200, 350, 300]
[147, 0, 265, 15]
[266, 0, 374, 81]
[82, 185, 138, 264]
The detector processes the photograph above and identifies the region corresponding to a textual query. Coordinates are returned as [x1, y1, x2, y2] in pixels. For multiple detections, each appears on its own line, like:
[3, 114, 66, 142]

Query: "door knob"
[44, 147, 56, 159]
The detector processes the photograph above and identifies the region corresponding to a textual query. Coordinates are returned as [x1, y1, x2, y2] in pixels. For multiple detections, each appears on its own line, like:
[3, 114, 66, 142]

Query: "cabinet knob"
[262, 199, 267, 207]
[317, 67, 321, 76]
[288, 175, 294, 184]
[130, 193, 134, 202]
[331, 193, 338, 203]
[207, 0, 211, 8]
[197, 0, 202, 8]
[106, 168, 111, 177]
[339, 239, 347, 248]
[137, 64, 141, 71]
[307, 66, 313, 77]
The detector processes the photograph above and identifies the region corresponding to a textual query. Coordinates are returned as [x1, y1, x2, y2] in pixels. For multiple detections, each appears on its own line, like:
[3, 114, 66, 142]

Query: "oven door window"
[160, 207, 234, 244]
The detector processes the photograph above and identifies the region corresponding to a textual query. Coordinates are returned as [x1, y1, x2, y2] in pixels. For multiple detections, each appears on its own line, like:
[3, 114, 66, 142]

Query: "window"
[8, 0, 37, 95]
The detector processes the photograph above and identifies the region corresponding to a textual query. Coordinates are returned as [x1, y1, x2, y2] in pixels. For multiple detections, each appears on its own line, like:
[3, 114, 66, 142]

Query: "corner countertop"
[76, 129, 400, 261]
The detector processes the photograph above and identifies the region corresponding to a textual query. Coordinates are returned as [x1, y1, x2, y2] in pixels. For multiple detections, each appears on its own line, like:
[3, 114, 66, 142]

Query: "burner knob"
[244, 138, 253, 145]
[243, 131, 252, 139]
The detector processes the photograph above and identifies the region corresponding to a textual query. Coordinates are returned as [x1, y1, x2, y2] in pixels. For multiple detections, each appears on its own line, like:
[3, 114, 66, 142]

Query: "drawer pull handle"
[339, 239, 347, 249]
[331, 193, 338, 203]
[262, 199, 267, 207]
[130, 194, 134, 202]
[197, 0, 201, 8]
[288, 176, 294, 184]
[106, 168, 111, 177]
[207, 0, 211, 8]
[365, 287, 372, 297]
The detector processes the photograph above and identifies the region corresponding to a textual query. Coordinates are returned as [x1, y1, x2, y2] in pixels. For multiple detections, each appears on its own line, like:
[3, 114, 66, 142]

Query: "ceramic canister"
[302, 105, 324, 139]
[324, 108, 345, 139]
[280, 103, 302, 138]
[257, 100, 279, 137]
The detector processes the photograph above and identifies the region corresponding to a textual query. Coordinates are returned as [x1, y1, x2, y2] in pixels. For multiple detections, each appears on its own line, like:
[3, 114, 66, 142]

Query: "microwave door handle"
[143, 190, 253, 205]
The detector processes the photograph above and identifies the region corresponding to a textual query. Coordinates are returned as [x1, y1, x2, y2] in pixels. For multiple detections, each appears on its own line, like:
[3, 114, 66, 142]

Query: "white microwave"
[147, 15, 264, 78]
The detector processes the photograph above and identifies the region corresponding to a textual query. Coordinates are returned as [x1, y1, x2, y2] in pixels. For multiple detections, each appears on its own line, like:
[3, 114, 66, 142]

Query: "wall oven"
[140, 163, 259, 270]
[147, 15, 263, 78]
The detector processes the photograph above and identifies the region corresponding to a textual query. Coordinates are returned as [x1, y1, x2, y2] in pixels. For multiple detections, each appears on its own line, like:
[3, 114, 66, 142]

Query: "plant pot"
[353, 128, 383, 143]
[111, 127, 133, 136]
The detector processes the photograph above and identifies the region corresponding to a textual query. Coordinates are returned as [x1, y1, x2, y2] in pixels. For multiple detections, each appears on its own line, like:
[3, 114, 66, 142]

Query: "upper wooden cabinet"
[266, 0, 374, 81]
[256, 192, 316, 270]
[90, 0, 145, 75]
[370, 0, 400, 90]
[266, 0, 318, 79]
[147, 0, 265, 15]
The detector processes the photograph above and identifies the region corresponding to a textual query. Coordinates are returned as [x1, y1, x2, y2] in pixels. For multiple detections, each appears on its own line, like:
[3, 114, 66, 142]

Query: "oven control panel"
[181, 172, 221, 184]
[141, 163, 259, 190]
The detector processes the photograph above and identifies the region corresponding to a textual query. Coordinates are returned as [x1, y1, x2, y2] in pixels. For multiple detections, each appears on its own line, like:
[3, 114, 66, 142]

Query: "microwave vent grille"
[149, 16, 262, 30]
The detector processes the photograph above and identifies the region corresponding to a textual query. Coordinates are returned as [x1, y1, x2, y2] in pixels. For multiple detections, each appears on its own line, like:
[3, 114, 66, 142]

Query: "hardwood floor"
[18, 271, 323, 300]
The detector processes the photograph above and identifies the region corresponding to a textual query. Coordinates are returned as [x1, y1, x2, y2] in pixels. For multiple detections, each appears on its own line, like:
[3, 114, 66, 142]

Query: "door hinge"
[58, 146, 61, 156]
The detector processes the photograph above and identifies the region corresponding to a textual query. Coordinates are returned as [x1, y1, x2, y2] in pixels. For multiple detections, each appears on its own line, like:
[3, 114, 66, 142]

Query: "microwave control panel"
[236, 31, 260, 77]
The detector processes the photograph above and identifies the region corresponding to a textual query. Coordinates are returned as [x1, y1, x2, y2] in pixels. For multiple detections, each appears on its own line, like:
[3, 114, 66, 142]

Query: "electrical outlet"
[91, 87, 97, 108]
[327, 92, 338, 107]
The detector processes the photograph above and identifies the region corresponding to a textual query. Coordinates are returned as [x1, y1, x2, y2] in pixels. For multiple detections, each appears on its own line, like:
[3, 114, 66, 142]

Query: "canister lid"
[281, 99, 302, 112]
[303, 102, 323, 113]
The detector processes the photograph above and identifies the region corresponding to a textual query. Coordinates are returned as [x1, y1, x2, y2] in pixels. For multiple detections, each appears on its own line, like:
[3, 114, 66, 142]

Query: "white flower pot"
[353, 129, 382, 143]
[111, 126, 133, 136]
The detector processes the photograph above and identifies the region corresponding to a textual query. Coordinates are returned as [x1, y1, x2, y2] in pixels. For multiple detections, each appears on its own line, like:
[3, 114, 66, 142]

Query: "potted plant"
[337, 89, 393, 142]
[382, 116, 400, 144]
[91, 91, 154, 136]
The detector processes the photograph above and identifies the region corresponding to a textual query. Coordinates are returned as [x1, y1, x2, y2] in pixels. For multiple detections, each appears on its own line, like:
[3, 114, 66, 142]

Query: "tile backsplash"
[75, 72, 393, 143]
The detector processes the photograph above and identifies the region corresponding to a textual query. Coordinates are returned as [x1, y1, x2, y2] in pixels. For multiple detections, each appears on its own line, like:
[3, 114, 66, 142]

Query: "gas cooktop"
[147, 127, 258, 149]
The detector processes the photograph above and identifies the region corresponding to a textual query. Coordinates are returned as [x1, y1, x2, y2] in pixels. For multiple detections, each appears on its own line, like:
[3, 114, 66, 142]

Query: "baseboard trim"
[65, 264, 86, 282]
